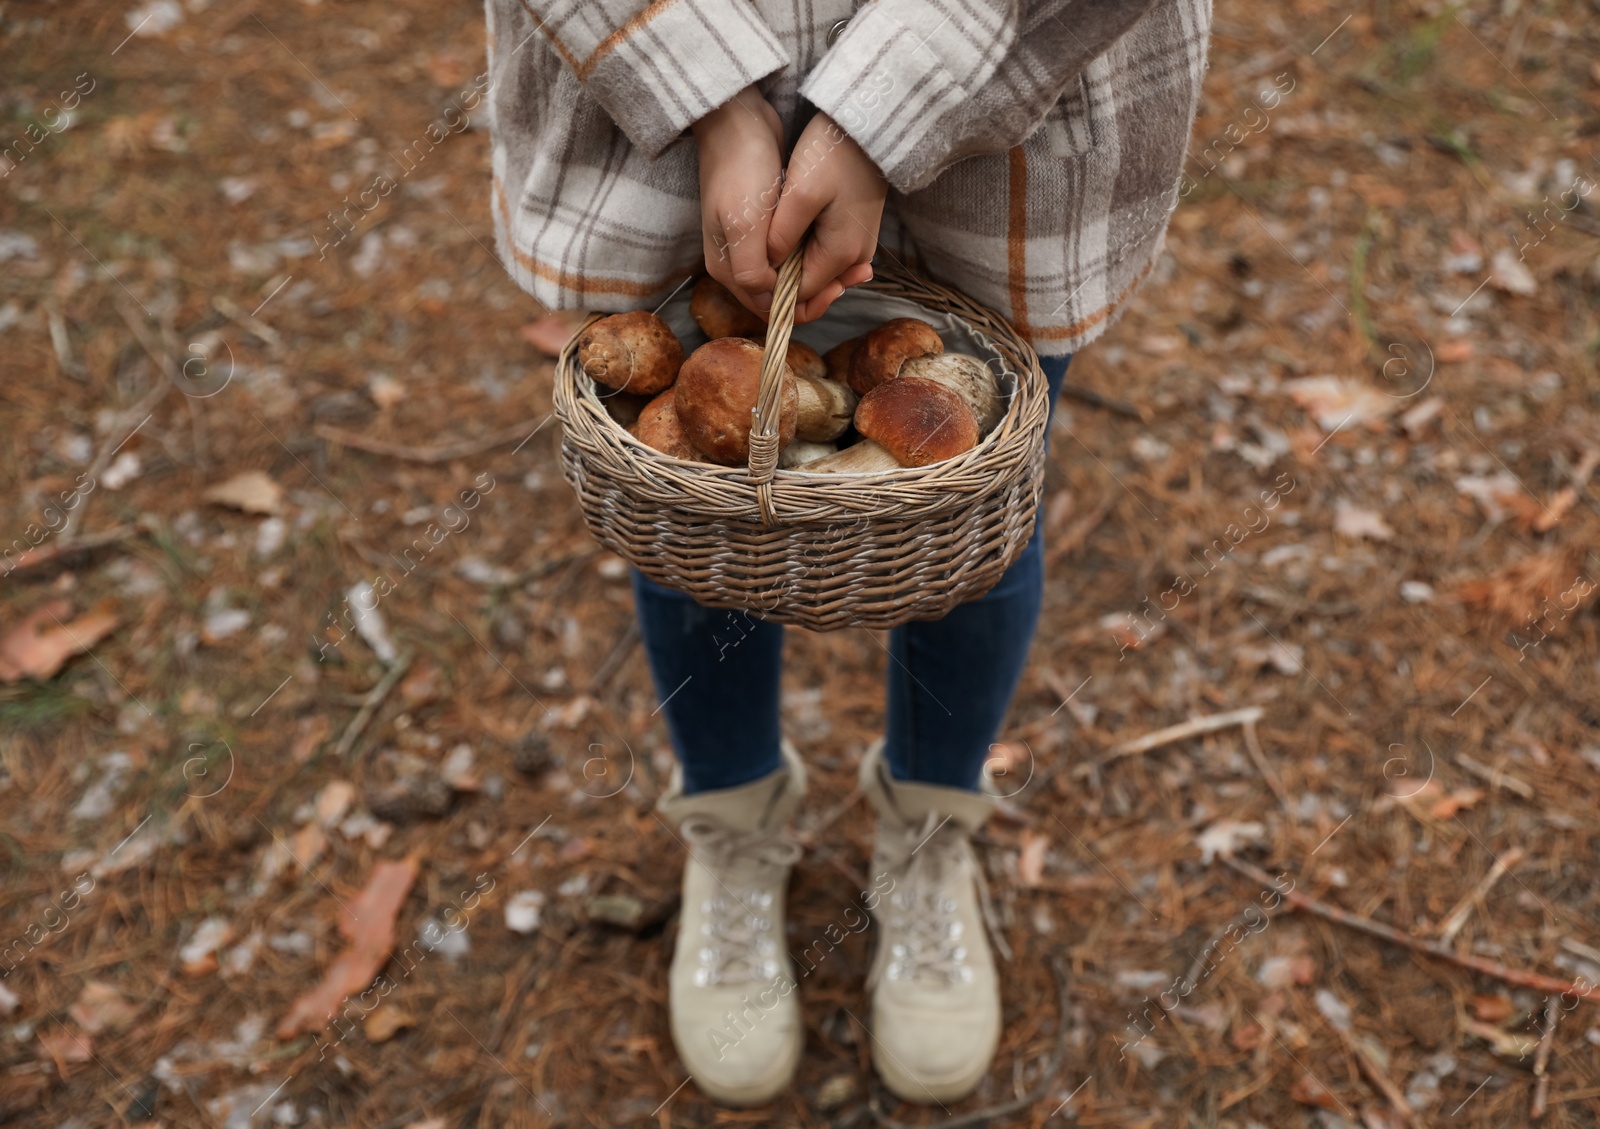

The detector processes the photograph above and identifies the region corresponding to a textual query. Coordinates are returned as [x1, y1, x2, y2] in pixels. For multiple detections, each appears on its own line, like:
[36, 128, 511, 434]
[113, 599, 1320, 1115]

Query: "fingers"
[723, 206, 778, 312]
[794, 279, 846, 325]
[702, 185, 779, 316]
[765, 177, 817, 271]
[837, 262, 874, 289]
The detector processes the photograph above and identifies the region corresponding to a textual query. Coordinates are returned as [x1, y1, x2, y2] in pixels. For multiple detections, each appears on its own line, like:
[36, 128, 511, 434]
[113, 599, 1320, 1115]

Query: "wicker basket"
[553, 245, 1049, 631]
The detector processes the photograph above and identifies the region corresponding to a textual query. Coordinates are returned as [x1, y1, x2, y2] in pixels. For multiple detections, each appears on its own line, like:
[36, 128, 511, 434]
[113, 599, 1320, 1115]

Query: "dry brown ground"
[3, 0, 1600, 1126]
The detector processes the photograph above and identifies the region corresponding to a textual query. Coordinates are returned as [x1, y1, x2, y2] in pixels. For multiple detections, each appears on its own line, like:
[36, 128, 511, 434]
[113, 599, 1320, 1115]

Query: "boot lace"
[681, 815, 802, 988]
[873, 812, 1009, 987]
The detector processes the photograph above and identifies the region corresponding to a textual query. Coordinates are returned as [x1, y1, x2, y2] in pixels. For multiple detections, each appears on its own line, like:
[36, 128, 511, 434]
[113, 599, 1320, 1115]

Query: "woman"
[485, 0, 1209, 1106]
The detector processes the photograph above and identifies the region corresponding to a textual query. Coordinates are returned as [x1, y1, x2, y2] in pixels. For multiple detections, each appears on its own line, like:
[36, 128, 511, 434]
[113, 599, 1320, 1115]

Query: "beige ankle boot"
[657, 744, 806, 1106]
[860, 740, 1003, 1103]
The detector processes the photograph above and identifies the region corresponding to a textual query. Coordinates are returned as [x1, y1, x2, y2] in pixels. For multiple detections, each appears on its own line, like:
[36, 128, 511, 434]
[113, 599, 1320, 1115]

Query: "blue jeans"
[633, 354, 1072, 795]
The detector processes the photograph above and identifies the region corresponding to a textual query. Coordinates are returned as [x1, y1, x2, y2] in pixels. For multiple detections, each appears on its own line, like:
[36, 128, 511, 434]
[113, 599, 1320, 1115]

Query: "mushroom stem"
[778, 440, 838, 469]
[793, 375, 857, 441]
[899, 354, 1003, 436]
[803, 440, 900, 474]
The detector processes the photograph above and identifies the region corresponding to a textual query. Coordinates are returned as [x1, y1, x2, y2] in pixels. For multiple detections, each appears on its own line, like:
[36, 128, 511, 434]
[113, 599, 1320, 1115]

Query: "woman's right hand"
[692, 85, 785, 319]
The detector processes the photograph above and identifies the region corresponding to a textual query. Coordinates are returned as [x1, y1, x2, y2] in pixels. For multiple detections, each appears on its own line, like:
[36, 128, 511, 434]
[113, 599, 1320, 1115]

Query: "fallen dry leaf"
[276, 856, 419, 1039]
[68, 982, 137, 1035]
[363, 1003, 416, 1043]
[0, 600, 119, 683]
[1453, 472, 1523, 524]
[1399, 397, 1443, 438]
[399, 659, 444, 708]
[1285, 376, 1399, 431]
[1196, 820, 1265, 864]
[1469, 995, 1515, 1023]
[36, 1026, 93, 1071]
[1428, 787, 1484, 820]
[1229, 1020, 1266, 1051]
[1489, 248, 1537, 296]
[520, 310, 589, 356]
[202, 470, 284, 516]
[1017, 830, 1049, 888]
[1290, 1070, 1342, 1109]
[1334, 500, 1395, 542]
[315, 781, 357, 827]
[291, 716, 332, 764]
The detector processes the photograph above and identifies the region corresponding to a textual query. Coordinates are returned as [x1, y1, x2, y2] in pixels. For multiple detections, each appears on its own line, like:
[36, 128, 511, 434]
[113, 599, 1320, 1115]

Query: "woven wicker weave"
[553, 245, 1049, 631]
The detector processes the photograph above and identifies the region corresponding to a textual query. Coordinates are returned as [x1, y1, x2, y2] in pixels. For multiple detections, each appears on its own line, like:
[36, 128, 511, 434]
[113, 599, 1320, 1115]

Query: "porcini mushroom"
[807, 377, 979, 473]
[674, 338, 798, 466]
[898, 353, 1003, 436]
[824, 336, 861, 386]
[847, 318, 943, 395]
[576, 311, 684, 396]
[783, 340, 826, 382]
[690, 276, 767, 340]
[793, 370, 857, 442]
[632, 389, 703, 461]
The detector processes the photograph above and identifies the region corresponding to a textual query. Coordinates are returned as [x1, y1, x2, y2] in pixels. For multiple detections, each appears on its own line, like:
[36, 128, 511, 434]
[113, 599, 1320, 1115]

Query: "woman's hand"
[692, 86, 785, 318]
[767, 114, 886, 323]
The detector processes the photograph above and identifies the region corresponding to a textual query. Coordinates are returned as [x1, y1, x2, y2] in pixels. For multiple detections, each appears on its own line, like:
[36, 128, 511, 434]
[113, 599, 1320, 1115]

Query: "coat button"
[826, 17, 852, 45]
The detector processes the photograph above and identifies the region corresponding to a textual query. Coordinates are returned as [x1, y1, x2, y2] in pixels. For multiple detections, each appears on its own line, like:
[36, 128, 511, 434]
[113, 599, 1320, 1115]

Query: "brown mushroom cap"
[824, 336, 861, 386]
[690, 276, 767, 340]
[576, 311, 684, 396]
[898, 353, 1003, 436]
[674, 338, 798, 466]
[783, 340, 826, 383]
[632, 389, 702, 461]
[848, 318, 943, 395]
[853, 376, 978, 467]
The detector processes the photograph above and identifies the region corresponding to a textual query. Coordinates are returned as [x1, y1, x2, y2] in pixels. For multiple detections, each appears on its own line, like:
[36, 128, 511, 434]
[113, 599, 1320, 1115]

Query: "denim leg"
[631, 570, 784, 795]
[883, 352, 1073, 789]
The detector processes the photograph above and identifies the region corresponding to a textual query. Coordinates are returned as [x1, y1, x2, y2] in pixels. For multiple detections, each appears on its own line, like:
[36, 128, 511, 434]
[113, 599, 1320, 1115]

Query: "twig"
[1, 525, 143, 578]
[1531, 997, 1559, 1121]
[1437, 847, 1523, 944]
[1059, 381, 1147, 421]
[1242, 719, 1294, 819]
[587, 621, 640, 696]
[1221, 857, 1597, 1000]
[1106, 706, 1265, 760]
[1455, 752, 1534, 800]
[1532, 447, 1599, 533]
[1046, 496, 1115, 566]
[334, 651, 414, 760]
[212, 294, 282, 351]
[869, 951, 1078, 1129]
[1559, 937, 1600, 965]
[1338, 1029, 1415, 1127]
[314, 419, 549, 464]
[46, 305, 87, 381]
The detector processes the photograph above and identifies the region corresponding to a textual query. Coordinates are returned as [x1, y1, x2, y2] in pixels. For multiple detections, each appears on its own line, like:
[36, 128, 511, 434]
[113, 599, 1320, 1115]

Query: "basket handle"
[746, 240, 807, 491]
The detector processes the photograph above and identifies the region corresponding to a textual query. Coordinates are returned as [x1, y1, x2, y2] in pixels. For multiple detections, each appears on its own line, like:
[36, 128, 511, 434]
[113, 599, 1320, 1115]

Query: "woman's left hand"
[766, 114, 886, 323]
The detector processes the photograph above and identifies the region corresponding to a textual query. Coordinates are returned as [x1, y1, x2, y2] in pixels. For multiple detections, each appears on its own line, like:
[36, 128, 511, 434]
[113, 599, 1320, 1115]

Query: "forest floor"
[2, 0, 1600, 1126]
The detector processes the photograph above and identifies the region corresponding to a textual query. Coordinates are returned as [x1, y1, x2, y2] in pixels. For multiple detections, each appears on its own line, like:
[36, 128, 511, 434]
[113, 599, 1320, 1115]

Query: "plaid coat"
[484, 0, 1211, 356]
